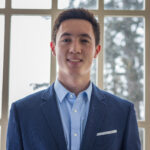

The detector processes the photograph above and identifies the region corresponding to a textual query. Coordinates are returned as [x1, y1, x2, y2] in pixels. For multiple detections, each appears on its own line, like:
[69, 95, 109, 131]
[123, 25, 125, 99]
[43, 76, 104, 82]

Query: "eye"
[62, 38, 71, 43]
[81, 39, 89, 43]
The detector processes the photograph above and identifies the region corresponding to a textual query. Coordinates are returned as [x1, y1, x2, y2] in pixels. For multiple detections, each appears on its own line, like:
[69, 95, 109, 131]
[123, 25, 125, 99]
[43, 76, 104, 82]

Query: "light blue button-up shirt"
[54, 79, 92, 150]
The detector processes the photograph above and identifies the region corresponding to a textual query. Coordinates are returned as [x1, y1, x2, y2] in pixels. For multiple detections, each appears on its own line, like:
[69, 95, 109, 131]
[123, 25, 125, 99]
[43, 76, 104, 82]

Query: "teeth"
[70, 59, 80, 62]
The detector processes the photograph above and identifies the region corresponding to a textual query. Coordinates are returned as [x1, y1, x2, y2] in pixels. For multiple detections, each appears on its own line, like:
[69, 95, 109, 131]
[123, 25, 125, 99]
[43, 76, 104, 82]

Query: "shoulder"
[12, 84, 54, 110]
[92, 83, 134, 111]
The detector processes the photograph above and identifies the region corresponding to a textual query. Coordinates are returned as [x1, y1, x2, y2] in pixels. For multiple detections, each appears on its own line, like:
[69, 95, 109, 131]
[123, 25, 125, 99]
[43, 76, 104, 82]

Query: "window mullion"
[146, 0, 150, 11]
[50, 13, 56, 84]
[52, 0, 58, 10]
[97, 0, 104, 88]
[145, 8, 150, 150]
[1, 13, 11, 150]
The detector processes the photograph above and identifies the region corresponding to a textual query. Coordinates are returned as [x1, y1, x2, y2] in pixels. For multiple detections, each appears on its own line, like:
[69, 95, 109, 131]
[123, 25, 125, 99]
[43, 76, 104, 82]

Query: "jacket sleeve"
[6, 103, 24, 150]
[122, 103, 141, 150]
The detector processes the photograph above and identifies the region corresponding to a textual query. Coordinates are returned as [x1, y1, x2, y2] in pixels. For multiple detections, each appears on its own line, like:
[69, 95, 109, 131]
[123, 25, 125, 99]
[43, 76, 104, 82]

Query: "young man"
[7, 8, 141, 150]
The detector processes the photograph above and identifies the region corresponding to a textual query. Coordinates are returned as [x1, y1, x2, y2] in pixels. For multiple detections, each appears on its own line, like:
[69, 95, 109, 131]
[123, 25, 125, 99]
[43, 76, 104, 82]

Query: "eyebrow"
[60, 32, 92, 40]
[60, 32, 72, 38]
[80, 33, 92, 40]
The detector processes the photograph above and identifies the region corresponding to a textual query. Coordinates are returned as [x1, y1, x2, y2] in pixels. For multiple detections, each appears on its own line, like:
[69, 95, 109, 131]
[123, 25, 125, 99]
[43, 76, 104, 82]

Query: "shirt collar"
[54, 79, 92, 103]
[54, 79, 69, 103]
[82, 82, 92, 102]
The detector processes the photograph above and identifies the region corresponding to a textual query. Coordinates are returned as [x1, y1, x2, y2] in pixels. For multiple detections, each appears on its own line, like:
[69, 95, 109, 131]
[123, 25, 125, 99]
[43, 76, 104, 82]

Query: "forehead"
[57, 19, 94, 37]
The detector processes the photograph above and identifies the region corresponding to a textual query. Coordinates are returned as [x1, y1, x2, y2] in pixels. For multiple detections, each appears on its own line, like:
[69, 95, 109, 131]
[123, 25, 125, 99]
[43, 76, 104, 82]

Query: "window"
[12, 0, 52, 9]
[104, 17, 145, 121]
[0, 0, 5, 8]
[0, 0, 150, 150]
[9, 16, 51, 110]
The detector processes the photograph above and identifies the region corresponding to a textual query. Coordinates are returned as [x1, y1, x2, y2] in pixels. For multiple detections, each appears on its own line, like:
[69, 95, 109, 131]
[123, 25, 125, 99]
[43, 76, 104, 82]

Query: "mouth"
[67, 59, 83, 62]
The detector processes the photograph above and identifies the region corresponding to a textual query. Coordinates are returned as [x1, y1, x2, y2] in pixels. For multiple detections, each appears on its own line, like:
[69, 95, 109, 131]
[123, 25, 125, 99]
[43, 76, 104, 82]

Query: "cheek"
[84, 48, 96, 59]
[86, 52, 95, 65]
[56, 51, 66, 64]
[56, 45, 65, 55]
[84, 54, 94, 65]
[57, 54, 63, 62]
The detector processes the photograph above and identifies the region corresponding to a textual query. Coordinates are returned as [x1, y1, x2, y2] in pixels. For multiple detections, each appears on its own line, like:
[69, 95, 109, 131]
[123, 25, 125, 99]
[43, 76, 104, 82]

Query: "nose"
[69, 39, 81, 54]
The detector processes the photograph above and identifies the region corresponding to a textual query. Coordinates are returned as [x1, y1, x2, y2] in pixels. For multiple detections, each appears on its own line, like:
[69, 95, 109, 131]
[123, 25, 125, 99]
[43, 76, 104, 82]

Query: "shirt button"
[74, 109, 77, 112]
[74, 133, 77, 136]
[70, 94, 74, 98]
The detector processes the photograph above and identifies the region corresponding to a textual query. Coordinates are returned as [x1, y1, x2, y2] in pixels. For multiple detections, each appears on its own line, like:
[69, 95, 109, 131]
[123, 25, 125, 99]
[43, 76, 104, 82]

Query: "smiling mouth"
[67, 59, 82, 62]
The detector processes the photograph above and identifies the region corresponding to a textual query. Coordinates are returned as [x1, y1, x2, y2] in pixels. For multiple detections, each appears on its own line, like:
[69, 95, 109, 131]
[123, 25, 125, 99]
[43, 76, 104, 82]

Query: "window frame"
[0, 0, 150, 150]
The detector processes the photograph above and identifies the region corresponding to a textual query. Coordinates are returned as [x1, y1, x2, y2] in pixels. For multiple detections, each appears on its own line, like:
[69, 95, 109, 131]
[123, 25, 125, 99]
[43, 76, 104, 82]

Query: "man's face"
[51, 19, 101, 78]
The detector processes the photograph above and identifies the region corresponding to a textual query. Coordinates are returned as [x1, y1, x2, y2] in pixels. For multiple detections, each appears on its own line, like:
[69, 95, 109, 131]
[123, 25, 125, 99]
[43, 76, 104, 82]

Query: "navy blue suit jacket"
[7, 83, 141, 150]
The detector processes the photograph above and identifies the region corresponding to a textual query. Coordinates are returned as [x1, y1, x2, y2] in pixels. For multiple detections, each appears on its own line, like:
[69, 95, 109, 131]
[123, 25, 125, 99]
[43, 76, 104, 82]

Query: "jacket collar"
[40, 83, 107, 150]
[80, 83, 107, 150]
[40, 83, 67, 150]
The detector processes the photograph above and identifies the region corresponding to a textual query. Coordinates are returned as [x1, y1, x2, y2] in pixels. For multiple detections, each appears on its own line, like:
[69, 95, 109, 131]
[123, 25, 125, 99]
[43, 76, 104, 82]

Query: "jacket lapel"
[80, 84, 107, 150]
[40, 84, 67, 150]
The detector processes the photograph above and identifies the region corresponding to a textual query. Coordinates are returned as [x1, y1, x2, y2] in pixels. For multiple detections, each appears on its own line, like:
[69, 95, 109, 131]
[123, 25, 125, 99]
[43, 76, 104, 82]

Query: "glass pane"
[12, 0, 51, 9]
[139, 128, 144, 150]
[104, 17, 145, 120]
[9, 16, 51, 110]
[0, 15, 4, 119]
[90, 59, 96, 84]
[104, 0, 144, 10]
[0, 0, 5, 8]
[58, 0, 98, 9]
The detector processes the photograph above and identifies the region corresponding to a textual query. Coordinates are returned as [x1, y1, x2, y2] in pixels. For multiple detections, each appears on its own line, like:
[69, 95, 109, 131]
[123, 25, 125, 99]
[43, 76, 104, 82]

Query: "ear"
[50, 41, 56, 56]
[94, 45, 101, 58]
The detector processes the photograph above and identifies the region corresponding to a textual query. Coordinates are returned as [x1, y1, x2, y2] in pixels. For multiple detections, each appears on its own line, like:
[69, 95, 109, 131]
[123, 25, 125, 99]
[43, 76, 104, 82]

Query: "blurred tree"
[104, 17, 144, 120]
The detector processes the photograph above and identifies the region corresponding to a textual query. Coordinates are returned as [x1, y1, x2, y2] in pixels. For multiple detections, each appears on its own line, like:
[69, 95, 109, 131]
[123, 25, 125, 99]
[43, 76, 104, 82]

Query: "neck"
[58, 74, 91, 96]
